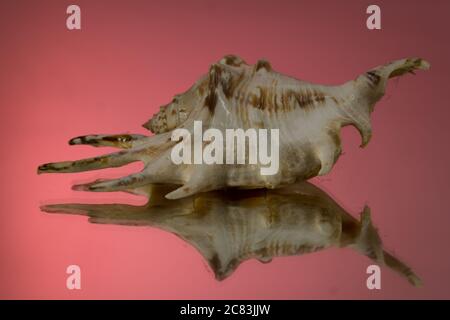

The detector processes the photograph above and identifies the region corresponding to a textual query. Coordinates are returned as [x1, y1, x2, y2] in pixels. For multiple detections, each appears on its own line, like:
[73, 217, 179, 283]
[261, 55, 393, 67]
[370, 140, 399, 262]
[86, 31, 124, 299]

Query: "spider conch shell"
[38, 55, 430, 199]
[41, 182, 421, 286]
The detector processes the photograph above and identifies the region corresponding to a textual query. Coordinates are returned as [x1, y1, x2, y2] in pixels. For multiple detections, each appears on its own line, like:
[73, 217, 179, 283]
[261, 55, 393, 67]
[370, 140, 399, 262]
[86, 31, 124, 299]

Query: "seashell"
[37, 55, 430, 199]
[41, 182, 421, 286]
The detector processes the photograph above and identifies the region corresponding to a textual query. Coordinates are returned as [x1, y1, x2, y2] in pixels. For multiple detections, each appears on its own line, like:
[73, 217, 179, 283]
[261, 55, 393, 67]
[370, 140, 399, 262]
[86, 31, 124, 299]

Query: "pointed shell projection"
[37, 55, 430, 199]
[41, 182, 421, 286]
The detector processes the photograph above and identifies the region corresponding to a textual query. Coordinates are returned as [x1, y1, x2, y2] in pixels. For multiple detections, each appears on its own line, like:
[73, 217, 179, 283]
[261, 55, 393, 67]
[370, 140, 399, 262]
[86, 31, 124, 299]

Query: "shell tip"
[419, 59, 431, 70]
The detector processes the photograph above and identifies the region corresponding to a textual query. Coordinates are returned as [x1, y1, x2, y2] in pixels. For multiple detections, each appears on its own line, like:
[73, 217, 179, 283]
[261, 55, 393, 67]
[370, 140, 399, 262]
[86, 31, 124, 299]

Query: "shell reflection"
[41, 182, 421, 286]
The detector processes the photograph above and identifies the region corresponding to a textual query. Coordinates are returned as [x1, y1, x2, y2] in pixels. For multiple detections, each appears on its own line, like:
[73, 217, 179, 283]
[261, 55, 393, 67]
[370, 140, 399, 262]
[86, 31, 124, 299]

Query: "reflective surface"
[42, 182, 421, 286]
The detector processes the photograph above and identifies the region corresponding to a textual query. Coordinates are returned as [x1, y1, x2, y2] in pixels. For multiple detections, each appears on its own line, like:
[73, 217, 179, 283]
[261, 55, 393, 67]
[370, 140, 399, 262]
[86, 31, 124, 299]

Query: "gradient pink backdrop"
[1, 0, 449, 299]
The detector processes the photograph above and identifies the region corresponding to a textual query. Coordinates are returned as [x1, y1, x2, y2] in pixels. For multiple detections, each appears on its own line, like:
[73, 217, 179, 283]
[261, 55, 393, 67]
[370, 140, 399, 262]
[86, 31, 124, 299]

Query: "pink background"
[1, 0, 449, 299]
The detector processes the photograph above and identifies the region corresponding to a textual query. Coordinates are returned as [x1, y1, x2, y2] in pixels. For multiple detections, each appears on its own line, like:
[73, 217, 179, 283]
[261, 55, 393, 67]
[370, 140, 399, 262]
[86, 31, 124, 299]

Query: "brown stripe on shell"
[221, 70, 246, 99]
[236, 69, 255, 112]
[102, 134, 134, 145]
[204, 64, 221, 113]
[252, 243, 324, 258]
[221, 54, 246, 67]
[366, 71, 381, 88]
[255, 59, 272, 72]
[250, 86, 268, 110]
[290, 89, 326, 111]
[282, 89, 327, 111]
[266, 85, 275, 112]
[197, 79, 207, 96]
[204, 62, 248, 113]
[269, 80, 279, 112]
[280, 91, 291, 112]
[249, 87, 327, 112]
